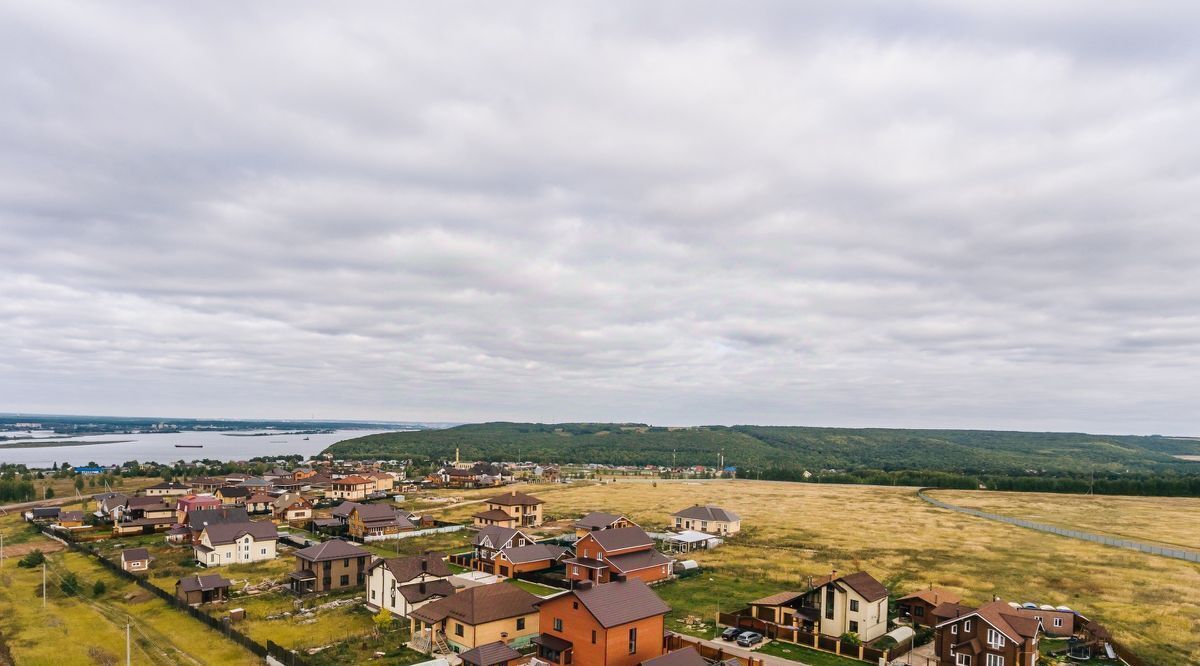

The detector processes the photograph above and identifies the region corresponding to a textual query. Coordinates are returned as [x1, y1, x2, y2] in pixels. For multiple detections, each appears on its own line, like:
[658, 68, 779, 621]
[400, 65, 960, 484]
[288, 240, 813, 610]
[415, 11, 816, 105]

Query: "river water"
[0, 429, 402, 467]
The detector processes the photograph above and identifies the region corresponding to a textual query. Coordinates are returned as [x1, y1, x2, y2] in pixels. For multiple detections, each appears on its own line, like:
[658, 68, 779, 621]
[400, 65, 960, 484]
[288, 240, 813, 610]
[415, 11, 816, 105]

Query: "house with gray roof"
[671, 505, 741, 535]
[193, 519, 278, 567]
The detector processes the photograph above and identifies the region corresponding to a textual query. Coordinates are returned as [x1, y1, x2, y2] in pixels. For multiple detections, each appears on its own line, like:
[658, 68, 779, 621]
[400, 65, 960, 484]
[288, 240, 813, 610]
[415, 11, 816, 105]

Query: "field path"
[917, 488, 1200, 563]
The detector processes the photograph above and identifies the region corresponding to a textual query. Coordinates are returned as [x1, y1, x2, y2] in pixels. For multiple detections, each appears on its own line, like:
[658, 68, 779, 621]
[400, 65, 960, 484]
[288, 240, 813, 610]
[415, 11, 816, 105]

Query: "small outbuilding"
[121, 548, 151, 572]
[457, 641, 523, 666]
[176, 573, 232, 606]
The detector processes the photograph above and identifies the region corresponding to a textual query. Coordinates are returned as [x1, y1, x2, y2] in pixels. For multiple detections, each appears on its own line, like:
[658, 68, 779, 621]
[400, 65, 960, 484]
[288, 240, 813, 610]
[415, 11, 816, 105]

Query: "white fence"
[362, 524, 464, 542]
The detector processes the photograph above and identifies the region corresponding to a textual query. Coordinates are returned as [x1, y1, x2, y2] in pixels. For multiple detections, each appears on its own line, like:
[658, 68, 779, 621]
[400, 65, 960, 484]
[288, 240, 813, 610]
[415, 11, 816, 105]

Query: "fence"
[716, 609, 890, 663]
[665, 634, 765, 666]
[916, 489, 1200, 563]
[44, 528, 316, 666]
[362, 524, 464, 542]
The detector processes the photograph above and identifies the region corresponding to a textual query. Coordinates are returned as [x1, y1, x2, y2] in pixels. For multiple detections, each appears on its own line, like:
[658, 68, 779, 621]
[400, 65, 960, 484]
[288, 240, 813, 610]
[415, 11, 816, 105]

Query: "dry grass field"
[433, 479, 1200, 665]
[926, 489, 1200, 551]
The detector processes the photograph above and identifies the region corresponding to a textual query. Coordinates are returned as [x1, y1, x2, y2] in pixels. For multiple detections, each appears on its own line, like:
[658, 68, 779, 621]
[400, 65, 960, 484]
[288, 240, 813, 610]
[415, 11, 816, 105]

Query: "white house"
[194, 521, 279, 567]
[365, 552, 457, 619]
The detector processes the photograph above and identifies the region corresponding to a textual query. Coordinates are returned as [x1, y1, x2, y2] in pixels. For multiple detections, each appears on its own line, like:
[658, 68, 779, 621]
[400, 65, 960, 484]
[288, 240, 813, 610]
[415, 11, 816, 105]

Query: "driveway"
[675, 633, 814, 666]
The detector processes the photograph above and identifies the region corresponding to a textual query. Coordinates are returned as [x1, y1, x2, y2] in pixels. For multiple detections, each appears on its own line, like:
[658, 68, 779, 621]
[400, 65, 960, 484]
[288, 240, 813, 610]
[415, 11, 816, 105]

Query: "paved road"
[675, 633, 812, 666]
[0, 495, 79, 514]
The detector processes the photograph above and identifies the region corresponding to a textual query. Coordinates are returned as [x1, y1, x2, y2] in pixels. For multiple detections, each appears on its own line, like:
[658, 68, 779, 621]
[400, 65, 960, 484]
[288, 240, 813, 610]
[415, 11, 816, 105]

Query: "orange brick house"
[564, 527, 674, 585]
[534, 579, 671, 666]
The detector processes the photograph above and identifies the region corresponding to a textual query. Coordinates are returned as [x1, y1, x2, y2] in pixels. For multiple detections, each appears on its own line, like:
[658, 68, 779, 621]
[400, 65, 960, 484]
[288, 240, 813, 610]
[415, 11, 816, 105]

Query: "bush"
[839, 631, 862, 646]
[93, 580, 107, 596]
[18, 550, 45, 568]
[60, 572, 81, 596]
[914, 626, 935, 646]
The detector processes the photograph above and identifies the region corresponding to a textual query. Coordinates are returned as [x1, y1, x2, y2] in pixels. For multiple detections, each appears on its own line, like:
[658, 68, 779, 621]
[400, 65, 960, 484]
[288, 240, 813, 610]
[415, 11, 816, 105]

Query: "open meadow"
[433, 478, 1200, 665]
[926, 489, 1200, 551]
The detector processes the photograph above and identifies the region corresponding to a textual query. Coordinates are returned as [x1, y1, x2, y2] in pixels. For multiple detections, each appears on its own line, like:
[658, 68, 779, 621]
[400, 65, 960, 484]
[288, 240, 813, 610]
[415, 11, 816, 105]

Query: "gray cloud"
[2, 1, 1199, 433]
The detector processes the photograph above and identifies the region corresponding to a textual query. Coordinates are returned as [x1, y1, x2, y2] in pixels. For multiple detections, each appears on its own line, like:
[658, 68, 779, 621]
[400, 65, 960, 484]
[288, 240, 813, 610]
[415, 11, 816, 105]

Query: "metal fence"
[362, 524, 464, 542]
[916, 489, 1200, 563]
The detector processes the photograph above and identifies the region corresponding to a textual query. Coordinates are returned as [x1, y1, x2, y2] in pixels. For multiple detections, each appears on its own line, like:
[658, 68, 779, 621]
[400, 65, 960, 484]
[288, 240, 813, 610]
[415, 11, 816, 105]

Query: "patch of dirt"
[2, 539, 66, 558]
[0, 628, 15, 666]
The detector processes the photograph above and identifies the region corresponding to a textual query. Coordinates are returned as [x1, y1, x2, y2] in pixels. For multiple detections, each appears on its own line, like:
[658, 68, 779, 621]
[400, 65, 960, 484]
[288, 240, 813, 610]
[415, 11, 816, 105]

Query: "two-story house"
[573, 512, 638, 540]
[175, 494, 221, 525]
[329, 475, 372, 501]
[289, 540, 372, 593]
[366, 552, 457, 619]
[409, 583, 541, 655]
[348, 503, 417, 540]
[472, 490, 544, 529]
[670, 505, 741, 536]
[272, 492, 313, 524]
[934, 600, 1041, 666]
[534, 579, 671, 666]
[144, 481, 191, 497]
[194, 521, 278, 566]
[472, 525, 536, 573]
[899, 587, 964, 628]
[802, 571, 890, 642]
[564, 526, 674, 585]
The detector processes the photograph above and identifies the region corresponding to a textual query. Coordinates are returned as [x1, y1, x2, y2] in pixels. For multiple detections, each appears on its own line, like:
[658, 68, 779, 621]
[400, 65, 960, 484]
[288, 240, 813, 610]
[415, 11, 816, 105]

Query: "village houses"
[366, 552, 457, 619]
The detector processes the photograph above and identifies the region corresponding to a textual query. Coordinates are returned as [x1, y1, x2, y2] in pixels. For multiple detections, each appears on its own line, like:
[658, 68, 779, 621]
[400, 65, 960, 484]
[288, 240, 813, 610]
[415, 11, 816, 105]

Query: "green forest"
[325, 422, 1200, 496]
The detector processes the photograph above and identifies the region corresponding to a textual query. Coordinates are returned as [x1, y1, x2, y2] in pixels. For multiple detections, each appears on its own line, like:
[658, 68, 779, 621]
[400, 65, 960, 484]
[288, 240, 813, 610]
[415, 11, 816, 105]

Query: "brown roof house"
[272, 492, 314, 524]
[802, 571, 890, 642]
[671, 505, 741, 536]
[366, 552, 457, 619]
[121, 548, 151, 572]
[471, 525, 537, 575]
[458, 641, 523, 666]
[642, 647, 710, 666]
[409, 582, 541, 656]
[534, 579, 671, 666]
[492, 543, 569, 579]
[176, 573, 232, 606]
[348, 503, 417, 540]
[472, 490, 544, 529]
[573, 511, 638, 539]
[934, 599, 1041, 666]
[898, 587, 963, 628]
[289, 540, 372, 594]
[565, 526, 674, 585]
[329, 475, 372, 501]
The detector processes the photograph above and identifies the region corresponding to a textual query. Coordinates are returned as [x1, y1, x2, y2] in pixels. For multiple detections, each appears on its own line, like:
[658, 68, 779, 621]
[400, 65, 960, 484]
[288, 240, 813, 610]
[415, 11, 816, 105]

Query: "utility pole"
[42, 562, 46, 608]
[126, 624, 131, 666]
[1, 532, 4, 566]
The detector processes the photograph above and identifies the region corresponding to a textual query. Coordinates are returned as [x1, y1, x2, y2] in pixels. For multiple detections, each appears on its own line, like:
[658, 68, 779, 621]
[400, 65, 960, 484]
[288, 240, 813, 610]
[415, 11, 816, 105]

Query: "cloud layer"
[2, 2, 1199, 433]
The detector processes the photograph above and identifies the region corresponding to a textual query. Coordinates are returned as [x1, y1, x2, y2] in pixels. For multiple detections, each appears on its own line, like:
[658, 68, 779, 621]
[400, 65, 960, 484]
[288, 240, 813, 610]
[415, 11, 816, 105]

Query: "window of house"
[825, 587, 835, 620]
[517, 618, 525, 630]
[956, 655, 971, 666]
[371, 590, 376, 599]
[914, 606, 924, 616]
[849, 621, 859, 633]
[572, 602, 578, 609]
[554, 618, 563, 632]
[628, 627, 637, 654]
[340, 575, 349, 586]
[591, 630, 597, 644]
[964, 619, 972, 632]
[572, 567, 579, 575]
[985, 655, 1004, 666]
[597, 553, 604, 561]
[260, 548, 266, 555]
[987, 628, 1004, 649]
[850, 599, 859, 612]
[455, 623, 464, 637]
[1053, 617, 1063, 627]
[951, 624, 958, 635]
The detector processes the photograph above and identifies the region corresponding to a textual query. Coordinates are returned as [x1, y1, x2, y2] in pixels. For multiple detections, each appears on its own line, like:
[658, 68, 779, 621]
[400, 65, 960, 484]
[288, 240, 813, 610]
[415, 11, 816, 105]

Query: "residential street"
[676, 633, 813, 666]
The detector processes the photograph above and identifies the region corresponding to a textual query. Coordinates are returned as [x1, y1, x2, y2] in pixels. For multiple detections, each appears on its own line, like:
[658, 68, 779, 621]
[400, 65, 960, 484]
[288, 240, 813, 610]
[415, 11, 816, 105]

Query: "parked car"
[721, 627, 745, 641]
[736, 631, 763, 647]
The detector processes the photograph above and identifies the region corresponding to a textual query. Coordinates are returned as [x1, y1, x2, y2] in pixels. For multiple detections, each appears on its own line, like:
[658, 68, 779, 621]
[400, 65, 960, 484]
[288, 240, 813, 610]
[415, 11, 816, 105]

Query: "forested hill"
[325, 422, 1200, 475]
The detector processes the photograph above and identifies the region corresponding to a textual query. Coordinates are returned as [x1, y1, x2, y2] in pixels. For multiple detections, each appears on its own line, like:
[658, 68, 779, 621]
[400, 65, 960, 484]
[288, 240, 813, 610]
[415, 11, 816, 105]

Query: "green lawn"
[758, 641, 866, 666]
[507, 578, 563, 596]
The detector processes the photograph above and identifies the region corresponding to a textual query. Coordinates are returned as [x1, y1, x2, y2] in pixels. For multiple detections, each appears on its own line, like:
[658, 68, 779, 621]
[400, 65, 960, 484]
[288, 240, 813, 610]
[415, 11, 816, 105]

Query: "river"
[0, 429, 403, 467]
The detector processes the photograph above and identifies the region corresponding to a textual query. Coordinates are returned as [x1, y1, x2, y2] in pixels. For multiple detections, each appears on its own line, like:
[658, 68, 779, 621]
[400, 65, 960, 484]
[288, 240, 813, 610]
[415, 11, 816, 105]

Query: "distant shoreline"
[0, 439, 131, 449]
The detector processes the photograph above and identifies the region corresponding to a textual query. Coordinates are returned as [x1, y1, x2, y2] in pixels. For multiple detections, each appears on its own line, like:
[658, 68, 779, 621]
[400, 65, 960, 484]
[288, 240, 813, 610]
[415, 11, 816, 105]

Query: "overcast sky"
[2, 2, 1198, 433]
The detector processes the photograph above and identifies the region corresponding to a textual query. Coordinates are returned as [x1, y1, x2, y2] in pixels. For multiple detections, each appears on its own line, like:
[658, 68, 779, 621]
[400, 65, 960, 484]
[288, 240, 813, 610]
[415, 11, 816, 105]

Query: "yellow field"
[927, 489, 1200, 551]
[433, 479, 1200, 665]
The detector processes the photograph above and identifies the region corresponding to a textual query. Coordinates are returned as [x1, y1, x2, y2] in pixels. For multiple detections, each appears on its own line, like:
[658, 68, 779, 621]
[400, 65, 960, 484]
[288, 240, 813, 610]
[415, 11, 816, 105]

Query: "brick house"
[534, 579, 671, 666]
[934, 600, 1041, 666]
[471, 525, 537, 574]
[347, 504, 416, 540]
[329, 475, 372, 501]
[899, 587, 963, 628]
[573, 512, 638, 539]
[289, 539, 372, 593]
[564, 527, 674, 585]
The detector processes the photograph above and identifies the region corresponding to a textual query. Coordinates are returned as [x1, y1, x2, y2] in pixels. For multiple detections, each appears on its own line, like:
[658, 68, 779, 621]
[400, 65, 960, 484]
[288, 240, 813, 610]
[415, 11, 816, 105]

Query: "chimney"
[511, 489, 517, 496]
[421, 557, 427, 572]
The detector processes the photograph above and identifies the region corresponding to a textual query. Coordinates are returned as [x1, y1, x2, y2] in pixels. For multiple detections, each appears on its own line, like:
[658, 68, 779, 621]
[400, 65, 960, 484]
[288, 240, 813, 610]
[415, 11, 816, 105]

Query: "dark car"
[720, 627, 745, 641]
[736, 631, 763, 647]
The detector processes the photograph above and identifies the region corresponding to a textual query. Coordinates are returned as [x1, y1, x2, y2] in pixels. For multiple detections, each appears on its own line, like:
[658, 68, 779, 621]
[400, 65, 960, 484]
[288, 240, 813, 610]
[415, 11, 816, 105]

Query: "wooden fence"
[717, 609, 894, 663]
[666, 634, 765, 666]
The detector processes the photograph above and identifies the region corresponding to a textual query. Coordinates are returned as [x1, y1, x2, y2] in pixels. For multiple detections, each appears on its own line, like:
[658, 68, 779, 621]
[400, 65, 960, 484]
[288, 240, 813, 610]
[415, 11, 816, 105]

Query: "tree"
[74, 476, 84, 492]
[60, 572, 80, 596]
[45, 487, 54, 499]
[373, 608, 394, 634]
[92, 580, 106, 597]
[18, 550, 45, 568]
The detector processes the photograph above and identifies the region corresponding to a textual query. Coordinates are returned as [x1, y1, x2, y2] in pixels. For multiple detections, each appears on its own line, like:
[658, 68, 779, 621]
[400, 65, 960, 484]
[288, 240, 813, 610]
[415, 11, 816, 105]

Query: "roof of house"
[398, 578, 457, 603]
[273, 493, 311, 510]
[472, 525, 532, 549]
[899, 588, 962, 606]
[31, 507, 60, 518]
[473, 508, 518, 522]
[178, 573, 231, 593]
[187, 507, 250, 531]
[410, 582, 540, 626]
[672, 505, 740, 522]
[370, 552, 453, 582]
[202, 521, 278, 545]
[641, 647, 708, 666]
[122, 548, 150, 562]
[216, 486, 250, 498]
[937, 600, 1041, 643]
[458, 641, 523, 666]
[246, 493, 276, 504]
[587, 526, 654, 552]
[146, 481, 190, 490]
[127, 495, 169, 507]
[573, 511, 627, 530]
[932, 602, 977, 621]
[59, 510, 84, 521]
[331, 501, 362, 518]
[560, 579, 671, 628]
[750, 591, 807, 606]
[335, 475, 371, 486]
[293, 540, 370, 562]
[499, 543, 568, 564]
[353, 503, 415, 529]
[811, 571, 889, 603]
[607, 548, 674, 573]
[486, 490, 543, 506]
